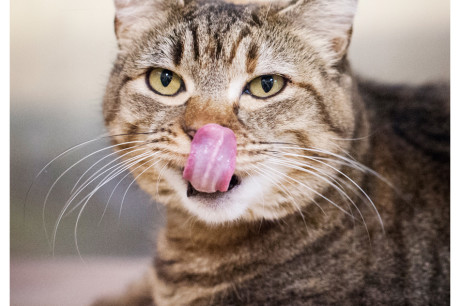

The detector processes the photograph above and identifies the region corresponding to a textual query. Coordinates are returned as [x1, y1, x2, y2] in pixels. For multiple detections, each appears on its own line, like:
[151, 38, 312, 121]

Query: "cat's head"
[104, 0, 361, 224]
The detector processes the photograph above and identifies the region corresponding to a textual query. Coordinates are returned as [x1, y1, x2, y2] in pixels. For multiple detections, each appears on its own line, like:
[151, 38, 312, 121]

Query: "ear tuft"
[114, 0, 153, 44]
[280, 0, 358, 66]
[113, 0, 184, 48]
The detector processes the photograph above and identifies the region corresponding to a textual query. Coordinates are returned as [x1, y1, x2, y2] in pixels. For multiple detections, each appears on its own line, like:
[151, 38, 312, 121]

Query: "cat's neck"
[163, 207, 275, 248]
[161, 194, 362, 253]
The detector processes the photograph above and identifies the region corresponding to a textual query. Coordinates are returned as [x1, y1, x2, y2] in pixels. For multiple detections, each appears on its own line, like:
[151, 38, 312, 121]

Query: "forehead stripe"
[191, 25, 200, 61]
[246, 41, 259, 74]
[229, 26, 251, 65]
[172, 37, 184, 66]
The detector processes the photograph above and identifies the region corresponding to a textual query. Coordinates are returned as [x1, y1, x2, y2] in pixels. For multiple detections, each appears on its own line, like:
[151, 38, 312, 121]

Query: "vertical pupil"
[160, 70, 173, 87]
[261, 75, 274, 93]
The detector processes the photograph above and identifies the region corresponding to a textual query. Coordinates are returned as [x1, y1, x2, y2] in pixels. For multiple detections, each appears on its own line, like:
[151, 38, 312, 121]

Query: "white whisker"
[41, 141, 146, 245]
[276, 146, 395, 190]
[329, 141, 358, 162]
[251, 165, 296, 207]
[266, 158, 355, 215]
[51, 151, 156, 255]
[293, 156, 381, 227]
[258, 162, 354, 219]
[251, 165, 309, 227]
[119, 157, 163, 219]
[266, 156, 371, 236]
[69, 147, 149, 201]
[70, 142, 147, 194]
[98, 155, 161, 226]
[275, 151, 384, 231]
[329, 128, 379, 142]
[27, 135, 111, 209]
[69, 152, 159, 259]
[27, 132, 151, 210]
[64, 151, 155, 218]
[260, 163, 325, 215]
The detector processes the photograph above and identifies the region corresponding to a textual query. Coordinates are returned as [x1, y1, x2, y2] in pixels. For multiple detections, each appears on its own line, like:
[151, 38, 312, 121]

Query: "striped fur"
[95, 0, 449, 305]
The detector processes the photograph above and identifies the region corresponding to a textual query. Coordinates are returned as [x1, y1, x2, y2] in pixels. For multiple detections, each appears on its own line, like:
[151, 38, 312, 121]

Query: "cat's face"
[104, 0, 359, 224]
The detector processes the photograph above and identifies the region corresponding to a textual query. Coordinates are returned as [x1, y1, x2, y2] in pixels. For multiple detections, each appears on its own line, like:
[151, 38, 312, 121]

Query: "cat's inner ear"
[280, 0, 357, 65]
[113, 0, 184, 47]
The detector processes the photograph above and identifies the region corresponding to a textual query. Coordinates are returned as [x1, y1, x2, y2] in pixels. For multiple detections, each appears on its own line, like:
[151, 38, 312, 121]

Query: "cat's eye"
[246, 75, 285, 99]
[147, 68, 183, 96]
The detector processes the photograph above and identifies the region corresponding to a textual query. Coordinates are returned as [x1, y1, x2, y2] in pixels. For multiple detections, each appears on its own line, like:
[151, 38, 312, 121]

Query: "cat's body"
[94, 0, 450, 305]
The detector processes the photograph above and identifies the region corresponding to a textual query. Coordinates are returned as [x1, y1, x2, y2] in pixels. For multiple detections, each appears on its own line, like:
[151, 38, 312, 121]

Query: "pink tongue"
[183, 124, 237, 193]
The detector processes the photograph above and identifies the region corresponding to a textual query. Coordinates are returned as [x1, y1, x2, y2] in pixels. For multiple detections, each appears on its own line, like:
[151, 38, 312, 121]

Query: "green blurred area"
[10, 108, 164, 258]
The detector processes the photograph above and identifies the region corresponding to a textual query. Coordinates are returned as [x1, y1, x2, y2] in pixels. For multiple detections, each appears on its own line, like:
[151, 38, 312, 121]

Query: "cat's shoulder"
[357, 78, 449, 164]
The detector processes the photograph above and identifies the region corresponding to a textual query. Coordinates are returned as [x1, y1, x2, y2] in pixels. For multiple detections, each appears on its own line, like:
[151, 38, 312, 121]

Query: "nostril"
[227, 175, 240, 191]
[185, 129, 196, 140]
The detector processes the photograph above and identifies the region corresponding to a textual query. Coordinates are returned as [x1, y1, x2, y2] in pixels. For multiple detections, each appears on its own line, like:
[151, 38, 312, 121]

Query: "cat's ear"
[113, 0, 184, 48]
[279, 0, 357, 66]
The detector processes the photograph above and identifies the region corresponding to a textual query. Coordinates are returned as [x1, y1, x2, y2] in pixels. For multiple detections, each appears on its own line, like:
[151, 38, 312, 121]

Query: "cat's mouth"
[170, 167, 265, 223]
[186, 175, 240, 198]
[177, 123, 249, 222]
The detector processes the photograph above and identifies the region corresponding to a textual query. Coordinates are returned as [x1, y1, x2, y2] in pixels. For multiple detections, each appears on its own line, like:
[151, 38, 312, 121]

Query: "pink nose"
[183, 124, 237, 193]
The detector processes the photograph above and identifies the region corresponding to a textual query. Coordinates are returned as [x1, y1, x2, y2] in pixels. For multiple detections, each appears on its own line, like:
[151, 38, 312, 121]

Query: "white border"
[3, 0, 11, 304]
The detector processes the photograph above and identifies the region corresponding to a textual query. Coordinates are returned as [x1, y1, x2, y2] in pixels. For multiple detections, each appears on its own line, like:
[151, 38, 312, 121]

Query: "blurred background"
[11, 0, 449, 305]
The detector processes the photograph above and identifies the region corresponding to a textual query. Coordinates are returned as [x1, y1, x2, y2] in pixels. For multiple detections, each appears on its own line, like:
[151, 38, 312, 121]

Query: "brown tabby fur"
[94, 0, 450, 305]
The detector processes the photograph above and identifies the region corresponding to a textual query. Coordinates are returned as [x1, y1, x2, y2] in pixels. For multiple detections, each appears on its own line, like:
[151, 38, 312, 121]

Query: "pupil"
[160, 70, 173, 87]
[261, 75, 274, 93]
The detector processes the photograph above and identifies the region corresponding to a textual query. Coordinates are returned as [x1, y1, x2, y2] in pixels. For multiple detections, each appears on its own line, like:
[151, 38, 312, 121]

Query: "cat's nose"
[183, 96, 240, 133]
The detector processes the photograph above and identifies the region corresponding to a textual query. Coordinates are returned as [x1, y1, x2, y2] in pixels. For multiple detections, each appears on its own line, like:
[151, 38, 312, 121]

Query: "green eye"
[147, 68, 183, 96]
[247, 75, 285, 98]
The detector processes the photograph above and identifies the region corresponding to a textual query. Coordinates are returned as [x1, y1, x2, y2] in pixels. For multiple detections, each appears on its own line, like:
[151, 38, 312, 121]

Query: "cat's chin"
[182, 185, 249, 224]
[161, 168, 273, 224]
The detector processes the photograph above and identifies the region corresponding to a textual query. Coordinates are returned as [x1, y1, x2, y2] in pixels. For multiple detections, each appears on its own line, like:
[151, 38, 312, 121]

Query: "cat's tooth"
[183, 124, 237, 193]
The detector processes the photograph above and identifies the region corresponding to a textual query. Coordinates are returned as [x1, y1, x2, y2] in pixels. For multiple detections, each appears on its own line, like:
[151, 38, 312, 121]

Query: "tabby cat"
[94, 0, 450, 304]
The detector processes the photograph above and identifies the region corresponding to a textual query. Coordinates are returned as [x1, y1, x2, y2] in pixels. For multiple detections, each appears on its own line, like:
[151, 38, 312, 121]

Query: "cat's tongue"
[183, 124, 237, 193]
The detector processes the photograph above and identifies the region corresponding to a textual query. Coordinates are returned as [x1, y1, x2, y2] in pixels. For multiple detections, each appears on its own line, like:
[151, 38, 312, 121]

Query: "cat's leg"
[91, 271, 154, 306]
